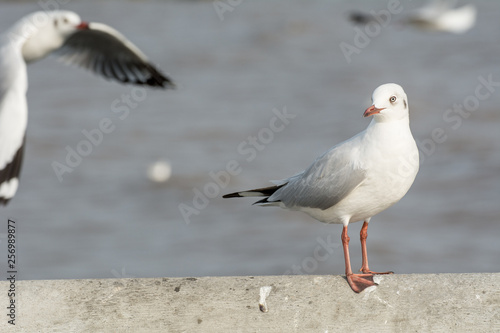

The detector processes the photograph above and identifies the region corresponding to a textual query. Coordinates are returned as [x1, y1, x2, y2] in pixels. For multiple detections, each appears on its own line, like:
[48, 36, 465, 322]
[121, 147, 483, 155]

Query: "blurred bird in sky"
[348, 0, 476, 34]
[0, 10, 174, 204]
[403, 0, 476, 34]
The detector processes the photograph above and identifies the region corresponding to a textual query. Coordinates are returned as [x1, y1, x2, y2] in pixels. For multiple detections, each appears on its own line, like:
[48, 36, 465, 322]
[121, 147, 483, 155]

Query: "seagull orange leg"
[342, 225, 377, 293]
[359, 221, 393, 275]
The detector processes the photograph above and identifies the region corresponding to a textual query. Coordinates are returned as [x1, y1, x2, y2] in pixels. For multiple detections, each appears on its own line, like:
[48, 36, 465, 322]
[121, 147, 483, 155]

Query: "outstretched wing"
[56, 22, 174, 88]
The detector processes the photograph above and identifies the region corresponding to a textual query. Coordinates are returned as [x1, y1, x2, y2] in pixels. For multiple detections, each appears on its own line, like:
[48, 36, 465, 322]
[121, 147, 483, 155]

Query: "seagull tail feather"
[222, 184, 286, 205]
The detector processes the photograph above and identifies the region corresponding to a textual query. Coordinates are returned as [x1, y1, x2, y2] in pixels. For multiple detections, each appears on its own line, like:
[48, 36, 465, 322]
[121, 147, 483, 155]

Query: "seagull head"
[363, 83, 409, 122]
[48, 11, 86, 37]
[20, 10, 86, 63]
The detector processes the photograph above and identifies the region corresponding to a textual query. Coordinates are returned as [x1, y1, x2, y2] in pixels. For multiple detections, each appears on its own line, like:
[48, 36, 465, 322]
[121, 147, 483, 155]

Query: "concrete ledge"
[1, 273, 499, 332]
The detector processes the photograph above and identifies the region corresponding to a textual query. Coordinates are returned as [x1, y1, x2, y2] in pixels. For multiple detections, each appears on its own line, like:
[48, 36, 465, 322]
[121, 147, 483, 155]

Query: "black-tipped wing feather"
[0, 139, 25, 205]
[222, 184, 285, 204]
[56, 22, 174, 88]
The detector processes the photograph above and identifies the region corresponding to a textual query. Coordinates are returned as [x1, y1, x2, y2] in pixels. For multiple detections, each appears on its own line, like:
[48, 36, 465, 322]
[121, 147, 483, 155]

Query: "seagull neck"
[5, 13, 62, 63]
[370, 115, 410, 126]
[366, 116, 412, 137]
[5, 17, 39, 46]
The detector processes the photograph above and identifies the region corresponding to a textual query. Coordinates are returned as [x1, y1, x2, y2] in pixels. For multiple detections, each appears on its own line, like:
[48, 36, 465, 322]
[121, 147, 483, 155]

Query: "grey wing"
[55, 22, 174, 88]
[268, 148, 366, 210]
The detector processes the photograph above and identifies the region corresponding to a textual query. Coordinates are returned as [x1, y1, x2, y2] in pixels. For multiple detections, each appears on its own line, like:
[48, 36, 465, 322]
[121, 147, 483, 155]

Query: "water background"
[0, 0, 499, 280]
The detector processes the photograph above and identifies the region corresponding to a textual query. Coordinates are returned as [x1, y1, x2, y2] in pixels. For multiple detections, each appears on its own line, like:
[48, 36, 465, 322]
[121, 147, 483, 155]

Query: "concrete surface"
[1, 273, 499, 332]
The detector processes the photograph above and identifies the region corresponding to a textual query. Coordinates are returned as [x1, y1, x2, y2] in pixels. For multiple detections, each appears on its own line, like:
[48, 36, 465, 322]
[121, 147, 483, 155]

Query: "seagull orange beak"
[76, 22, 89, 30]
[363, 105, 385, 117]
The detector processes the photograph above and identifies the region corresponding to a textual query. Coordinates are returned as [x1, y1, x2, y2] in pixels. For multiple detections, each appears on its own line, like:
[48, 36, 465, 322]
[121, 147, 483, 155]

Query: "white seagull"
[0, 10, 174, 204]
[403, 0, 476, 34]
[224, 83, 419, 293]
[348, 0, 476, 34]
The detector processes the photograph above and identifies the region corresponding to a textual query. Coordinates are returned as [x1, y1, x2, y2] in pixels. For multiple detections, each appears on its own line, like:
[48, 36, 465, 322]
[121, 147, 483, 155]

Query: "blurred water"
[0, 0, 498, 280]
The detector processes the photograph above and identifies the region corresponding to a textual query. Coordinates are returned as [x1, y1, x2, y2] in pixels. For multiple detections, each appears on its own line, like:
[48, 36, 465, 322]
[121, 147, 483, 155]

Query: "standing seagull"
[223, 83, 419, 293]
[0, 10, 174, 204]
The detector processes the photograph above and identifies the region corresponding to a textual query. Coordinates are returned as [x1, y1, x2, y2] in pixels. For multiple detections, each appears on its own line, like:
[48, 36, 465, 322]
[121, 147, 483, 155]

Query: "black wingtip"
[143, 63, 175, 89]
[222, 192, 242, 199]
[152, 72, 176, 89]
[0, 138, 25, 207]
[163, 78, 176, 89]
[144, 72, 175, 89]
[161, 77, 176, 89]
[223, 184, 286, 200]
[252, 197, 269, 205]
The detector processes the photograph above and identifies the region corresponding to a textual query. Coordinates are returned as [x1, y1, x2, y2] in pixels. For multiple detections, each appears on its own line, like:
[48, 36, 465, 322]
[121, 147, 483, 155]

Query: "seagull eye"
[63, 18, 69, 24]
[389, 96, 397, 103]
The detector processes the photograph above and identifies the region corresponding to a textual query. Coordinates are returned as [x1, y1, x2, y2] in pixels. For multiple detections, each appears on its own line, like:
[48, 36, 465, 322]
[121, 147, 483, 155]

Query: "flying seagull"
[0, 10, 174, 204]
[403, 0, 476, 34]
[348, 0, 476, 34]
[223, 83, 419, 293]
